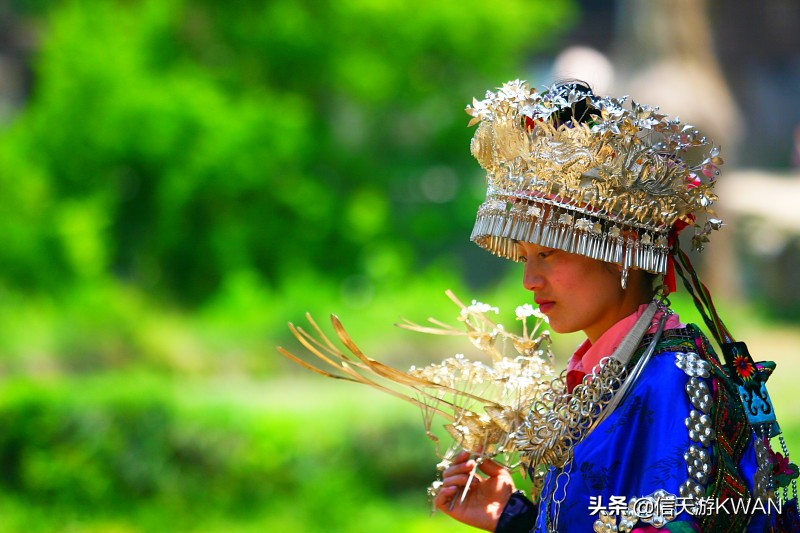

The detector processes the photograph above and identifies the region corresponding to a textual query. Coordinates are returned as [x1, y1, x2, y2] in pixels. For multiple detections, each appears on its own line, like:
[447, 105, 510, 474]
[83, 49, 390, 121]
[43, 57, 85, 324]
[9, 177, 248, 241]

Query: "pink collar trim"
[567, 304, 684, 376]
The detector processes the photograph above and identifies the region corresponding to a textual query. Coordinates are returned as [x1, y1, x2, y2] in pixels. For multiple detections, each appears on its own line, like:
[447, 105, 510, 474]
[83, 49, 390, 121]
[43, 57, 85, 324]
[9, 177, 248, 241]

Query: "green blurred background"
[0, 0, 799, 531]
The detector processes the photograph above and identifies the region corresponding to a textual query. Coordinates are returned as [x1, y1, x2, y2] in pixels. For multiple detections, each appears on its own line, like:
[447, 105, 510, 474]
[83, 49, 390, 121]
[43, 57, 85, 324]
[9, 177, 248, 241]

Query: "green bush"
[0, 0, 575, 305]
[0, 375, 475, 532]
[0, 363, 797, 532]
[0, 0, 576, 375]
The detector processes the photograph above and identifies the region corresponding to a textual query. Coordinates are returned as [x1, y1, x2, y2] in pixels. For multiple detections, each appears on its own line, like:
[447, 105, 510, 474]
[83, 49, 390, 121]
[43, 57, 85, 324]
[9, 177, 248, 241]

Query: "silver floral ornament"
[686, 409, 715, 447]
[685, 445, 712, 484]
[675, 352, 711, 378]
[686, 377, 712, 413]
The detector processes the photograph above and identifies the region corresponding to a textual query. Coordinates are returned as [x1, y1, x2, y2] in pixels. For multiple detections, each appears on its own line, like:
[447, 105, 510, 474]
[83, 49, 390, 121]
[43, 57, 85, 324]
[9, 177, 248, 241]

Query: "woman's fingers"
[451, 450, 471, 463]
[444, 456, 507, 480]
[477, 457, 506, 477]
[441, 472, 483, 488]
[443, 459, 476, 478]
[443, 450, 472, 470]
[433, 453, 514, 532]
[433, 485, 458, 509]
[436, 485, 458, 497]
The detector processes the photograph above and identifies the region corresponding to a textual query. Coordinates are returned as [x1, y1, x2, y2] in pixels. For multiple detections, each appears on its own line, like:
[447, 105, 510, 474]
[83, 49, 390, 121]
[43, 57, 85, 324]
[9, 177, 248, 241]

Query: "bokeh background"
[0, 0, 798, 531]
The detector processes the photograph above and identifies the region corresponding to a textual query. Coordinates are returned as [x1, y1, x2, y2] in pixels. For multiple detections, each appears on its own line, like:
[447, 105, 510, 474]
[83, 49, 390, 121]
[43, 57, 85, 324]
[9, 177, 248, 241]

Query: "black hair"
[551, 81, 595, 127]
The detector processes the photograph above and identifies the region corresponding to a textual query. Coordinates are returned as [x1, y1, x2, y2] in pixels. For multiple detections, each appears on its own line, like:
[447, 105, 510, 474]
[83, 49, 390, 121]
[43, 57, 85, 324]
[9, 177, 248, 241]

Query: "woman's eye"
[538, 250, 554, 259]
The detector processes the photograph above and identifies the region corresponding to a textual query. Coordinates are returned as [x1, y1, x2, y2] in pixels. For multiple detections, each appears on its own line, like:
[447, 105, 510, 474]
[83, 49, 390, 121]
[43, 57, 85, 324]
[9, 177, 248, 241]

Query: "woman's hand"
[433, 451, 517, 532]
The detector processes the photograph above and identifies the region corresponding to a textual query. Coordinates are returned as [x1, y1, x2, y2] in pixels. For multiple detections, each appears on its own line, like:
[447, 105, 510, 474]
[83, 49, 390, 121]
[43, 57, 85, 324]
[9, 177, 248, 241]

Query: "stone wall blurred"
[549, 0, 800, 316]
[713, 171, 800, 318]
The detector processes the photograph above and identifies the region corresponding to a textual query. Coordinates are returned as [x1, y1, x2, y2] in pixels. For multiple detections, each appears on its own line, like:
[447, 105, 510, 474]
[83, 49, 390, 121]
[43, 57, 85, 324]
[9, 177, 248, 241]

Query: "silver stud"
[675, 352, 710, 378]
[680, 479, 704, 498]
[684, 445, 711, 483]
[685, 410, 715, 447]
[686, 378, 712, 413]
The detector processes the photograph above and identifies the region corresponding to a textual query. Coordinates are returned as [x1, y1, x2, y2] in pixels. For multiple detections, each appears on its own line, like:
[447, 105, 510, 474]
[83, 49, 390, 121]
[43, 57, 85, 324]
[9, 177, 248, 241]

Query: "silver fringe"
[471, 200, 671, 275]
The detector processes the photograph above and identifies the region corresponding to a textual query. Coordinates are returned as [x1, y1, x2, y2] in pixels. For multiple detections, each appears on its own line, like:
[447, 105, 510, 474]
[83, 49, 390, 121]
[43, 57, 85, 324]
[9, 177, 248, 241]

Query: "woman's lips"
[537, 301, 555, 313]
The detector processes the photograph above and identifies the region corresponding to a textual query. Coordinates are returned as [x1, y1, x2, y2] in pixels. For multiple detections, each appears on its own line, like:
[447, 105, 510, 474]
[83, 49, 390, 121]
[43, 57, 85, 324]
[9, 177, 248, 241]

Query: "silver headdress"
[467, 80, 724, 278]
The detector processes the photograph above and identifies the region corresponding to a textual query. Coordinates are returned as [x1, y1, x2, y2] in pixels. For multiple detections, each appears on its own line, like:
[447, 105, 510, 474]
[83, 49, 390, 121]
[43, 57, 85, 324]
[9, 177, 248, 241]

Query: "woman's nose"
[522, 260, 544, 292]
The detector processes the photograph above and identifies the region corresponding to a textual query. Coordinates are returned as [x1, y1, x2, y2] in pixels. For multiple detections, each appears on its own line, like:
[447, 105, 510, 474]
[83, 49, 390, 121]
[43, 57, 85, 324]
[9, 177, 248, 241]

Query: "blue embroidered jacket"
[495, 325, 788, 533]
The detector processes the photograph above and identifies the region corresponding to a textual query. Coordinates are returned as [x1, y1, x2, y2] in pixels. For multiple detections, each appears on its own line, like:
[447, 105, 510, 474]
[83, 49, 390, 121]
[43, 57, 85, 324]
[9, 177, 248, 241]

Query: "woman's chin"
[547, 321, 572, 335]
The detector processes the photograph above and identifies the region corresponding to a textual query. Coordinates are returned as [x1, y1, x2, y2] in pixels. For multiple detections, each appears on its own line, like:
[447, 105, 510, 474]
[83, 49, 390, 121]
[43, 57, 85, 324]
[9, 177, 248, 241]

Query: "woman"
[432, 81, 797, 532]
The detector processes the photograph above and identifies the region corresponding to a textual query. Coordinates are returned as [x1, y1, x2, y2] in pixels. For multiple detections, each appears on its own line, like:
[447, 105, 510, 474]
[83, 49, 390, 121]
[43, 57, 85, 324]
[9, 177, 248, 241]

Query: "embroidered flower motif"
[732, 354, 756, 382]
[767, 444, 800, 488]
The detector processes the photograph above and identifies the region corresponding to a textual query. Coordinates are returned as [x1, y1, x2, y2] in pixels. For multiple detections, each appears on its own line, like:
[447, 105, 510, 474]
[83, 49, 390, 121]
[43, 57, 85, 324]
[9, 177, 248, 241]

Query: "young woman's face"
[519, 241, 636, 342]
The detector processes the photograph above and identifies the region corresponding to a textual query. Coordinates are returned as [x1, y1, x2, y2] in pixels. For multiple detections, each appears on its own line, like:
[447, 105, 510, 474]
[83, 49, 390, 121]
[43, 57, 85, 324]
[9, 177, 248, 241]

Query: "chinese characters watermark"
[589, 493, 783, 518]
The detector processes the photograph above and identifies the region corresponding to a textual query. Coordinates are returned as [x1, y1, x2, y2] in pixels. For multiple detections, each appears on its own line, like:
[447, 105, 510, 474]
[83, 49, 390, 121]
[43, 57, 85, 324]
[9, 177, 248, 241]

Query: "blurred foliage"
[0, 0, 576, 377]
[7, 2, 796, 532]
[0, 0, 574, 306]
[0, 375, 796, 533]
[0, 2, 575, 526]
[0, 375, 477, 532]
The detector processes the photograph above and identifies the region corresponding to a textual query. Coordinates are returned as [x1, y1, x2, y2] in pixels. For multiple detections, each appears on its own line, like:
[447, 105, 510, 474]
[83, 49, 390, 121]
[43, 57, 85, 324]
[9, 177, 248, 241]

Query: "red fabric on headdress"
[664, 217, 695, 294]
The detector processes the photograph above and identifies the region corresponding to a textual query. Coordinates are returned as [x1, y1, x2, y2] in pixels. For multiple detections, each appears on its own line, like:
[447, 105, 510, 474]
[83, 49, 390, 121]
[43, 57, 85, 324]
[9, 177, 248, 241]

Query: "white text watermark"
[589, 494, 782, 518]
